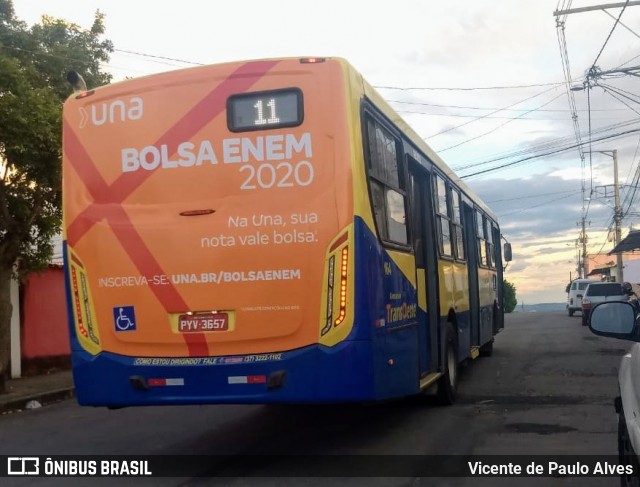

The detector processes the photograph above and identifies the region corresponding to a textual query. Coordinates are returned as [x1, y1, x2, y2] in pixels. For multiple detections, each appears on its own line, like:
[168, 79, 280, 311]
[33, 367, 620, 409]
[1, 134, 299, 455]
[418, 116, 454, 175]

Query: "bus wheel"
[436, 323, 458, 405]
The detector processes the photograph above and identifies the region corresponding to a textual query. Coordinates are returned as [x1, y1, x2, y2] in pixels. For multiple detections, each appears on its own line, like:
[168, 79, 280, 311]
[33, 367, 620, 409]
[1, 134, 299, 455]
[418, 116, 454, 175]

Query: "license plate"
[178, 313, 228, 332]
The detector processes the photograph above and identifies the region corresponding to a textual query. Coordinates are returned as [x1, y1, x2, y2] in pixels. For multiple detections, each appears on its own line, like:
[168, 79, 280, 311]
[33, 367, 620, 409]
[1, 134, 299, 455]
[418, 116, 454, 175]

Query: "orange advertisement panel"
[63, 59, 353, 358]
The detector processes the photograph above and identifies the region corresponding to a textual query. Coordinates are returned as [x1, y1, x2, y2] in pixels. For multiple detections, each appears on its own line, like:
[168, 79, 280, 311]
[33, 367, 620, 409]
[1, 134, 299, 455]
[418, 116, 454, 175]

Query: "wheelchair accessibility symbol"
[113, 306, 137, 332]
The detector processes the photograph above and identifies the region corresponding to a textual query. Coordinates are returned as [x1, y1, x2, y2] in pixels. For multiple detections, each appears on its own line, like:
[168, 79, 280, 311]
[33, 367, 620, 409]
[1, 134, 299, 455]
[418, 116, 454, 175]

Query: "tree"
[503, 279, 517, 313]
[0, 0, 113, 392]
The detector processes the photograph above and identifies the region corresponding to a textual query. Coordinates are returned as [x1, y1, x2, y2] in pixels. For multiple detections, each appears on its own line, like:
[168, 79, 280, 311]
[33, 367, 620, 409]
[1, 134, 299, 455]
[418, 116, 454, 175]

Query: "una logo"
[113, 306, 137, 332]
[79, 97, 143, 128]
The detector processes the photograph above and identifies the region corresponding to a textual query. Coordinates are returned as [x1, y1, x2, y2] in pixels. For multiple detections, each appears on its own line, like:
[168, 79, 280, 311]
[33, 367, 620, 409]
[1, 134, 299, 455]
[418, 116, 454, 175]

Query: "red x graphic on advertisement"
[64, 61, 280, 356]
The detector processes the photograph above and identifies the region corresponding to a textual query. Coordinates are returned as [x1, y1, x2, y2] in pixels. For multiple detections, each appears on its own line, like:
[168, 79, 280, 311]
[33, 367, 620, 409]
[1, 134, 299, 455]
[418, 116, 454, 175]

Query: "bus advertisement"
[62, 57, 511, 407]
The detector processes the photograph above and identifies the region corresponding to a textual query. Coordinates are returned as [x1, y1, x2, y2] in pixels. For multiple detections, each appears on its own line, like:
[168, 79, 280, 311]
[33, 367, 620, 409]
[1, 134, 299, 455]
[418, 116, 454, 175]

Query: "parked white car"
[581, 282, 627, 326]
[589, 301, 640, 485]
[567, 279, 594, 317]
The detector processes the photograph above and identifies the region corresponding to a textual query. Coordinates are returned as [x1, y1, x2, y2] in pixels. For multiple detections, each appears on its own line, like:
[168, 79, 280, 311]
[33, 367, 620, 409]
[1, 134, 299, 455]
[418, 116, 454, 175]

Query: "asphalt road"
[0, 311, 630, 486]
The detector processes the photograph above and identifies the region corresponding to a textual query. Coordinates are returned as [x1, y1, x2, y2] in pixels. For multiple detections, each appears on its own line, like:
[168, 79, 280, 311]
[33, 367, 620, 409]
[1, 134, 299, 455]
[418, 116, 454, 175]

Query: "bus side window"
[366, 118, 408, 245]
[451, 188, 465, 260]
[477, 210, 488, 266]
[487, 222, 495, 268]
[434, 174, 452, 257]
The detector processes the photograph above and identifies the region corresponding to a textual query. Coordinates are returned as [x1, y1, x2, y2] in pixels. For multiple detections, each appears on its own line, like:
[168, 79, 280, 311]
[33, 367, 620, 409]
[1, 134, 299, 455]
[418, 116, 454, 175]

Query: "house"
[586, 251, 640, 282]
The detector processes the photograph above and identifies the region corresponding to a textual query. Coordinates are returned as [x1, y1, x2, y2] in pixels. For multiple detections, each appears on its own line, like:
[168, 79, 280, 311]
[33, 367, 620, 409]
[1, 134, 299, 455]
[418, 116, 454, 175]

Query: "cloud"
[470, 174, 618, 234]
[466, 173, 620, 302]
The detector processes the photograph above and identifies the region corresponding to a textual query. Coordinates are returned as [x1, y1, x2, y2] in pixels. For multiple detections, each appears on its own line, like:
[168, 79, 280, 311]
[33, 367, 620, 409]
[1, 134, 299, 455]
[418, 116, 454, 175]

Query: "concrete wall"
[625, 259, 640, 284]
[21, 267, 70, 359]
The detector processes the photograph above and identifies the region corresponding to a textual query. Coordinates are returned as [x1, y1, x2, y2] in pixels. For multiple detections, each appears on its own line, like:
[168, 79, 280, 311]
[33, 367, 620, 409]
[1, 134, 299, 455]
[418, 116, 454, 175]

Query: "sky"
[11, 0, 640, 304]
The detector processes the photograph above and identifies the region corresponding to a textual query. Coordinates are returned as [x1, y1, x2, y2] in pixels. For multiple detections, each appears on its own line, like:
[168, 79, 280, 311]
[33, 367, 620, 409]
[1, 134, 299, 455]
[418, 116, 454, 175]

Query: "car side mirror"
[589, 301, 639, 341]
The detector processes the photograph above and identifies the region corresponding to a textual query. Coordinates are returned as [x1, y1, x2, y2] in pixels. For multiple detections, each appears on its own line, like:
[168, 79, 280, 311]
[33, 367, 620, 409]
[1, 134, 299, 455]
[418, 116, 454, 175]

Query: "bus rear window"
[227, 88, 303, 132]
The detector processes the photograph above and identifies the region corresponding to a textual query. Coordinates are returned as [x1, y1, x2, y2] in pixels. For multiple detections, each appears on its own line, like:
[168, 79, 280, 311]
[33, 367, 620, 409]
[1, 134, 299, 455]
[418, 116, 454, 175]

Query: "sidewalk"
[0, 370, 74, 413]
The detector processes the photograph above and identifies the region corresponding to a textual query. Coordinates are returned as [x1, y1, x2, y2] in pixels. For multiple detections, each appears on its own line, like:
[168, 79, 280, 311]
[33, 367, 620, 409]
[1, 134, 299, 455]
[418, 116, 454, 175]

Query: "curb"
[0, 388, 76, 413]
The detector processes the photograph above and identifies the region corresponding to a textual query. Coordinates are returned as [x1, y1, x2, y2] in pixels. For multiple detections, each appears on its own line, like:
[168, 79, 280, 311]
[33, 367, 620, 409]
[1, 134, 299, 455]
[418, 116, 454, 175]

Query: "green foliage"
[503, 279, 517, 313]
[565, 282, 571, 294]
[0, 0, 113, 387]
[0, 0, 112, 276]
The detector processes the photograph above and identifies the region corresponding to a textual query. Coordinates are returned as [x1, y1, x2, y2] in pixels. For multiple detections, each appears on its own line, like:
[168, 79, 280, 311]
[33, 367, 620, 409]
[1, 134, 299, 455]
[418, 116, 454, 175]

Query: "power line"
[425, 85, 561, 138]
[2, 44, 101, 66]
[616, 52, 640, 68]
[603, 8, 640, 39]
[459, 126, 640, 178]
[555, 3, 588, 237]
[0, 44, 158, 76]
[599, 84, 640, 115]
[592, 220, 616, 255]
[389, 99, 624, 112]
[621, 136, 640, 217]
[605, 84, 640, 103]
[113, 48, 203, 66]
[579, 4, 636, 249]
[436, 91, 566, 153]
[396, 109, 606, 121]
[498, 191, 581, 217]
[486, 189, 582, 203]
[590, 0, 630, 69]
[453, 118, 640, 171]
[374, 82, 563, 92]
[598, 82, 640, 107]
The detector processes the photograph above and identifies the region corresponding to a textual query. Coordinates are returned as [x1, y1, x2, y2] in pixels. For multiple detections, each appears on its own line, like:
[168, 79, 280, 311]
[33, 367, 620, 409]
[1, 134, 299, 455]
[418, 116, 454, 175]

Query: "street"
[1, 311, 628, 486]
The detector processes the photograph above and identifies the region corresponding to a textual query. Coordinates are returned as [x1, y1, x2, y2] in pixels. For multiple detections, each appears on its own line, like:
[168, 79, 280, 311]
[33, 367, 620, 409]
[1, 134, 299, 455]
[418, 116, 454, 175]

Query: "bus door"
[408, 158, 440, 374]
[463, 203, 480, 347]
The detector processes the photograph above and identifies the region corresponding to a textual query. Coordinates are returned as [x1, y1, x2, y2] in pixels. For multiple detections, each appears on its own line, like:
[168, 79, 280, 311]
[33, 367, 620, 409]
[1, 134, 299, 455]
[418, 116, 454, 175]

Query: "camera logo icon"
[7, 457, 39, 475]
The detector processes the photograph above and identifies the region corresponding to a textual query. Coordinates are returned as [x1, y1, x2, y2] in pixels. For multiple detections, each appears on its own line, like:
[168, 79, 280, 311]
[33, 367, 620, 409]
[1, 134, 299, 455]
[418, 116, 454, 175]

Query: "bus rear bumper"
[71, 341, 373, 407]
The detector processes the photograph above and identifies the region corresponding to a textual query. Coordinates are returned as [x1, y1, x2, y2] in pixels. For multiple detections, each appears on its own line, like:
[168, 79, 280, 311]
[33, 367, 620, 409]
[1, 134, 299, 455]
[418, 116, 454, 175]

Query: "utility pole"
[580, 217, 588, 278]
[613, 150, 624, 282]
[588, 150, 624, 281]
[553, 1, 637, 282]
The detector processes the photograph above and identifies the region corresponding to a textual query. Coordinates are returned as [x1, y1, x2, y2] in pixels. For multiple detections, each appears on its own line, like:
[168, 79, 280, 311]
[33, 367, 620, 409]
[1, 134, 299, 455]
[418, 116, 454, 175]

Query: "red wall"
[21, 267, 70, 358]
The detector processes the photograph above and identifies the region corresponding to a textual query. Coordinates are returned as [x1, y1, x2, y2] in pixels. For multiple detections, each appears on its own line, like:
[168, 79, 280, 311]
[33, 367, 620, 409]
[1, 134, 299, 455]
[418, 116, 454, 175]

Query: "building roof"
[609, 230, 640, 255]
[588, 266, 612, 277]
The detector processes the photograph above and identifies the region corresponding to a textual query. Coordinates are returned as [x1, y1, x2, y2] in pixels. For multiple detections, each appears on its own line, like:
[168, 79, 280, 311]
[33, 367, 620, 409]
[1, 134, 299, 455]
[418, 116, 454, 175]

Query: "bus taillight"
[71, 267, 89, 338]
[300, 57, 326, 64]
[321, 255, 336, 336]
[334, 247, 349, 326]
[75, 89, 95, 99]
[321, 232, 350, 336]
[67, 250, 101, 353]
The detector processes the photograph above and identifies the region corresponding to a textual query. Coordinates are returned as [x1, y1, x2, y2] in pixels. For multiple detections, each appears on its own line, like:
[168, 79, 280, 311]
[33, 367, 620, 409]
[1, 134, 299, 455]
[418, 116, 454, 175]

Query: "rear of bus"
[62, 58, 365, 406]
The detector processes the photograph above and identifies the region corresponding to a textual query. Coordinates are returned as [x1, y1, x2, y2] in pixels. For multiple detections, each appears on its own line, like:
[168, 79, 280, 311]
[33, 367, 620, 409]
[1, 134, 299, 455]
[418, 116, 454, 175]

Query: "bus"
[62, 57, 512, 407]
